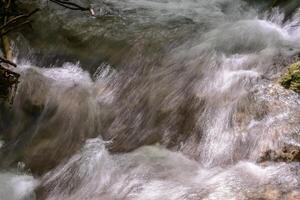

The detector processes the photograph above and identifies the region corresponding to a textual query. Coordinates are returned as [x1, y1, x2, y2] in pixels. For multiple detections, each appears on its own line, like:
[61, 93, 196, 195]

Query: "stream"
[1, 0, 300, 199]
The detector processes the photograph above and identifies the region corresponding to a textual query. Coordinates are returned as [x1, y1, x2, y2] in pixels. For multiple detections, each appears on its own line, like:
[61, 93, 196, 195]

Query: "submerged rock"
[280, 61, 300, 93]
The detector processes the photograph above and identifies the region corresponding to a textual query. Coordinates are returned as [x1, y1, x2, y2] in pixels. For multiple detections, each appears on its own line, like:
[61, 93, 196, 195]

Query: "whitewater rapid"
[1, 0, 300, 199]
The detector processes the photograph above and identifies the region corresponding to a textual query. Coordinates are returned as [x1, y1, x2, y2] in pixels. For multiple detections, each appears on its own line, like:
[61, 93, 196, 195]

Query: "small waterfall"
[1, 0, 300, 199]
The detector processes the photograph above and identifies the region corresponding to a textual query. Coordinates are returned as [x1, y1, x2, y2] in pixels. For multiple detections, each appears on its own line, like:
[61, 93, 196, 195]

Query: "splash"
[1, 0, 300, 199]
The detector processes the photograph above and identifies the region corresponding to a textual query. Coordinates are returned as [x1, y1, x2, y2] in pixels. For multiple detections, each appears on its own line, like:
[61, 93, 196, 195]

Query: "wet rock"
[0, 68, 101, 175]
[259, 144, 300, 163]
[280, 61, 300, 93]
[247, 186, 300, 200]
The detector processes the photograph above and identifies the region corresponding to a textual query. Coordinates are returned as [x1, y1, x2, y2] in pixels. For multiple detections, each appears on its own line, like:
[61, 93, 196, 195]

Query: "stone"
[280, 61, 300, 93]
[259, 144, 300, 163]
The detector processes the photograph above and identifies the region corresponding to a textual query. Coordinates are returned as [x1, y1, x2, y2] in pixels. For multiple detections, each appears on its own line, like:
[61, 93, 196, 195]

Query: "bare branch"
[49, 0, 90, 11]
[0, 9, 39, 32]
[0, 56, 17, 67]
[0, 20, 31, 36]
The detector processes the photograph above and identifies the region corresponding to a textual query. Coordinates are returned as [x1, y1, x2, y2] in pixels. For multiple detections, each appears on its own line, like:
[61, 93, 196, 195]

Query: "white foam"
[0, 172, 38, 200]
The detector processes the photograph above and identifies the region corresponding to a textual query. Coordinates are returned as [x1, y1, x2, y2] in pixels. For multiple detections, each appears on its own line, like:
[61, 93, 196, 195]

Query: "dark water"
[1, 0, 300, 199]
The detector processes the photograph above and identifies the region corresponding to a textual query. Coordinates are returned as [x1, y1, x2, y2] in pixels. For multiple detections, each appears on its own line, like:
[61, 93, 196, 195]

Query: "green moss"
[280, 61, 300, 93]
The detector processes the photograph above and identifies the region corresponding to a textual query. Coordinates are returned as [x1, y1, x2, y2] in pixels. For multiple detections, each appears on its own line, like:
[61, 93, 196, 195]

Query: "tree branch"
[0, 9, 39, 32]
[49, 0, 90, 11]
[0, 20, 31, 36]
[0, 56, 16, 67]
[49, 0, 95, 16]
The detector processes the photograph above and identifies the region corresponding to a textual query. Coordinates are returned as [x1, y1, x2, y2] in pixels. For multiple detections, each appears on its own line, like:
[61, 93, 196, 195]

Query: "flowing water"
[1, 0, 300, 199]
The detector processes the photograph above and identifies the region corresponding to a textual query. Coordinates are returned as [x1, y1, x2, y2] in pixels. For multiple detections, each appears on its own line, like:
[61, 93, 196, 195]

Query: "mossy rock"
[280, 61, 300, 93]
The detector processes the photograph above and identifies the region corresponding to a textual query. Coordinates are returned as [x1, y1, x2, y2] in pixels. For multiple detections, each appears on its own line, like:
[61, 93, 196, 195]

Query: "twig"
[0, 20, 31, 36]
[0, 9, 39, 31]
[49, 0, 90, 11]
